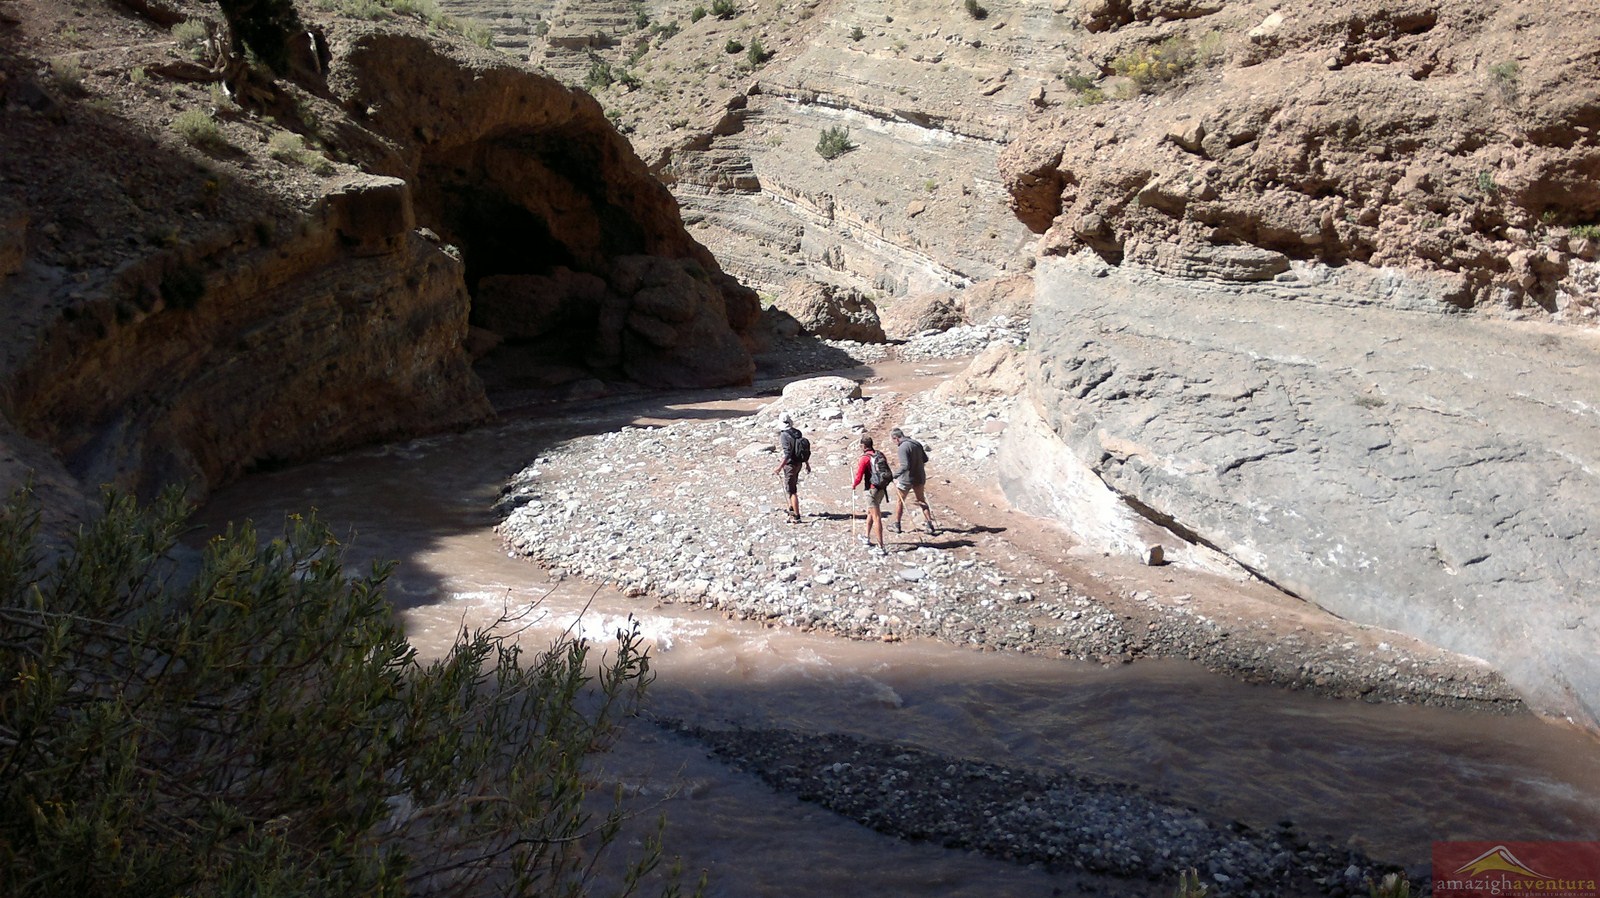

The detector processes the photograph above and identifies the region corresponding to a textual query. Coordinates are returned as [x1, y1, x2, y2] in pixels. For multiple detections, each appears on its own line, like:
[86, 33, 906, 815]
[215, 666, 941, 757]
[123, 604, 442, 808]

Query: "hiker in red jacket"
[851, 435, 892, 554]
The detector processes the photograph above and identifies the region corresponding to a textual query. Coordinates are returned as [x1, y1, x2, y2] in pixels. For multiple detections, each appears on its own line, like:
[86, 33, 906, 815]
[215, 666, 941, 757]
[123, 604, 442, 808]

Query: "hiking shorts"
[895, 482, 927, 505]
[781, 464, 800, 495]
[865, 485, 887, 507]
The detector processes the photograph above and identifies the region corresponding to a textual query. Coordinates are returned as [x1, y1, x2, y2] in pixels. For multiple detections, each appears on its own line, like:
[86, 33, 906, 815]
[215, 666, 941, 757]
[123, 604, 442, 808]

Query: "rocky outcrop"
[771, 279, 885, 343]
[0, 13, 759, 503]
[333, 29, 760, 389]
[1003, 256, 1600, 730]
[1002, 0, 1600, 317]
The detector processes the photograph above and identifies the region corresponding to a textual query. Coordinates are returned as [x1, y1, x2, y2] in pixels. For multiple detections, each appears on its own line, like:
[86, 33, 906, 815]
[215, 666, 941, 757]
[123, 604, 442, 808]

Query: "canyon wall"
[1002, 255, 1600, 730]
[0, 11, 758, 506]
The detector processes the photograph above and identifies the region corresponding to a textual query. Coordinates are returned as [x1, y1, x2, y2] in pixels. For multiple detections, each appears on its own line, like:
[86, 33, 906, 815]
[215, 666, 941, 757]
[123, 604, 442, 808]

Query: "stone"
[772, 280, 887, 343]
[319, 174, 414, 256]
[880, 290, 963, 340]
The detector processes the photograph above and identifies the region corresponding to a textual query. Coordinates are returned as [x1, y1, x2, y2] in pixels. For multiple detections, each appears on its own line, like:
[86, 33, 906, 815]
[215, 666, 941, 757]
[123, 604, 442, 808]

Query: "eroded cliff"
[0, 3, 758, 506]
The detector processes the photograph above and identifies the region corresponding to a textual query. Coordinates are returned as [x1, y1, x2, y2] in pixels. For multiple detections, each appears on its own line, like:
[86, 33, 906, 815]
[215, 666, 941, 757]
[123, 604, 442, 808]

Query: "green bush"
[849, 25, 864, 41]
[1111, 36, 1196, 91]
[172, 109, 228, 150]
[1572, 223, 1600, 240]
[690, 5, 706, 22]
[724, 37, 743, 54]
[585, 58, 615, 90]
[746, 37, 766, 65]
[0, 486, 672, 897]
[815, 125, 854, 160]
[1488, 60, 1519, 103]
[710, 0, 736, 19]
[47, 60, 87, 97]
[172, 18, 210, 57]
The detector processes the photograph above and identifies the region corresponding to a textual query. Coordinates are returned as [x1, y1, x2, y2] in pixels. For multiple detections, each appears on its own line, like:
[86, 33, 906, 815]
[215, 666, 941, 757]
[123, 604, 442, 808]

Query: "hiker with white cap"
[772, 413, 812, 523]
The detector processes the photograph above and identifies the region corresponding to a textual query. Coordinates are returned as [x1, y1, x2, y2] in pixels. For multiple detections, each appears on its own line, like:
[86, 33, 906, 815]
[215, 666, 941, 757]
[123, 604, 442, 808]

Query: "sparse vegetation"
[850, 25, 864, 41]
[172, 18, 210, 57]
[1367, 873, 1412, 898]
[1573, 223, 1600, 240]
[172, 108, 228, 151]
[1111, 36, 1196, 91]
[815, 125, 854, 160]
[1476, 170, 1499, 196]
[633, 3, 650, 29]
[460, 20, 494, 48]
[267, 131, 334, 174]
[963, 0, 988, 20]
[585, 58, 615, 90]
[1488, 60, 1520, 103]
[533, 18, 550, 36]
[745, 37, 766, 66]
[1194, 29, 1226, 63]
[723, 38, 743, 54]
[0, 486, 672, 898]
[690, 5, 706, 22]
[47, 59, 86, 97]
[1173, 868, 1209, 898]
[711, 0, 736, 20]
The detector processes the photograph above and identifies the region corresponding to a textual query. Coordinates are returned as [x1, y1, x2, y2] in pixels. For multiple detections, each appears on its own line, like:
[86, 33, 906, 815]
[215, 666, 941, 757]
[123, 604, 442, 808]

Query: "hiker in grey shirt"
[890, 427, 937, 535]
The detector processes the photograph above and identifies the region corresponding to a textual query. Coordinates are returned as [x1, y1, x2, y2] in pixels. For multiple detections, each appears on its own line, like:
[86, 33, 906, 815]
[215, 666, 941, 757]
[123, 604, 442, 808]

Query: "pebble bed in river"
[668, 724, 1404, 898]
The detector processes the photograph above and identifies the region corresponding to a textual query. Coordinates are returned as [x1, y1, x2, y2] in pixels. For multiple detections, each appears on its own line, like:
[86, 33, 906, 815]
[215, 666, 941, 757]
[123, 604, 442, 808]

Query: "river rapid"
[195, 372, 1600, 897]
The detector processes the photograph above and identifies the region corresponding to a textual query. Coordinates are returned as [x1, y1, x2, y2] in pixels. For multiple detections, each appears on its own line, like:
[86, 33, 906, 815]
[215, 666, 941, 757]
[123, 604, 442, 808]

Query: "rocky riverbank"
[493, 326, 1519, 895]
[496, 327, 1516, 713]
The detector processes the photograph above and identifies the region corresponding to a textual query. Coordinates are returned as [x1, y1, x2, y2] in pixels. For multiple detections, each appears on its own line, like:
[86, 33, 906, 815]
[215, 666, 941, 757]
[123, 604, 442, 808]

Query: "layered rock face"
[1002, 0, 1600, 316]
[456, 0, 1053, 308]
[1002, 256, 1600, 729]
[0, 15, 757, 504]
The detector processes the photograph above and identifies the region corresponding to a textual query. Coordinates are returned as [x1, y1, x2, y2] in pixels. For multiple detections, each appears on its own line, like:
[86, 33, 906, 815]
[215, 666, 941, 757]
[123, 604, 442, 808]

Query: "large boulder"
[1005, 256, 1600, 730]
[772, 281, 886, 343]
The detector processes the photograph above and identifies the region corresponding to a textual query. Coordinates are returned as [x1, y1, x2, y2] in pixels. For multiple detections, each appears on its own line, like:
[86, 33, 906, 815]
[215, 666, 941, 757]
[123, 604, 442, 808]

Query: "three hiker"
[774, 413, 937, 549]
[890, 427, 937, 536]
[773, 413, 812, 523]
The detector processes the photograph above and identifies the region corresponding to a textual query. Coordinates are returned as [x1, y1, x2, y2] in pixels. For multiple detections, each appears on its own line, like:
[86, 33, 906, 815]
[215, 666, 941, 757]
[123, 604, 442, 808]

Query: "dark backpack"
[868, 450, 893, 488]
[783, 427, 811, 465]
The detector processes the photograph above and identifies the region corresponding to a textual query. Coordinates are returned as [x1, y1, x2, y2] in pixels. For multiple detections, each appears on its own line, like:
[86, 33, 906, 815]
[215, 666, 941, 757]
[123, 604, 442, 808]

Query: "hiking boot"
[859, 536, 871, 546]
[892, 521, 902, 534]
[926, 522, 938, 536]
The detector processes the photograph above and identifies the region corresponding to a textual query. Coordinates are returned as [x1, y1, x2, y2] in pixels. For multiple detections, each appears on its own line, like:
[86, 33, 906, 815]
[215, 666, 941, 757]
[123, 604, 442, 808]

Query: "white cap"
[776, 413, 793, 428]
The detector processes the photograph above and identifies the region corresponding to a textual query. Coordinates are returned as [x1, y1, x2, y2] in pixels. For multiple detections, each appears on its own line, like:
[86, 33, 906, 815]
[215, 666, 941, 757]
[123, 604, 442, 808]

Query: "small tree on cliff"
[213, 0, 309, 76]
[0, 486, 682, 897]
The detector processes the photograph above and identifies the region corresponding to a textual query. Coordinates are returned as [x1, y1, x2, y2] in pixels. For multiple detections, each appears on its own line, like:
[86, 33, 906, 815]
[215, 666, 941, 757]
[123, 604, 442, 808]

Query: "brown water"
[197, 382, 1600, 896]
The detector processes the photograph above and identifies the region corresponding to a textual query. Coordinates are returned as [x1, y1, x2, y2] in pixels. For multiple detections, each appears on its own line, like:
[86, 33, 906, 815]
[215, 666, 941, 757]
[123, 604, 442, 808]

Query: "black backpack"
[868, 450, 893, 488]
[783, 427, 811, 465]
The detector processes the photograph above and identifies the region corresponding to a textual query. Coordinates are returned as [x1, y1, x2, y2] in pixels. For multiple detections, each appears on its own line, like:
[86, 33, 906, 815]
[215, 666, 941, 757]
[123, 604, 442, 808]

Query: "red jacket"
[852, 452, 873, 490]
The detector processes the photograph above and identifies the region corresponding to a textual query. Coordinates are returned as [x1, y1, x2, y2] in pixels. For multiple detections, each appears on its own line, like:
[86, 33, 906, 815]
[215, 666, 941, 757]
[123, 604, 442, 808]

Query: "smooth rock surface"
[1007, 256, 1600, 729]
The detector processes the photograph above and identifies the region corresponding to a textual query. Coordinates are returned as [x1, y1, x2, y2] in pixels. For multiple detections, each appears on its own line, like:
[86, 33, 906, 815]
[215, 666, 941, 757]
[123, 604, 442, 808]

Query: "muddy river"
[196, 375, 1600, 897]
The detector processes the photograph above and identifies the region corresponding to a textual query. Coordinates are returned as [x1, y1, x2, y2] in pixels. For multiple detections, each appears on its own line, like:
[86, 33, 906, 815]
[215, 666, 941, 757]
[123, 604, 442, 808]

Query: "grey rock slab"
[1008, 256, 1600, 729]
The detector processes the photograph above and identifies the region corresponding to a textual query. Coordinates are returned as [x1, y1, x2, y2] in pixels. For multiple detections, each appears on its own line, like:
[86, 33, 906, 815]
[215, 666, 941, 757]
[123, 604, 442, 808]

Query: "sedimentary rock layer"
[1005, 256, 1600, 730]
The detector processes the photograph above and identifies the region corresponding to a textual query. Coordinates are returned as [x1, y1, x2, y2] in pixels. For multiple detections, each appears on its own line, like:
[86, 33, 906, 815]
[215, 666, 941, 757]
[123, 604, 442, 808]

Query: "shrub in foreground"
[0, 486, 672, 897]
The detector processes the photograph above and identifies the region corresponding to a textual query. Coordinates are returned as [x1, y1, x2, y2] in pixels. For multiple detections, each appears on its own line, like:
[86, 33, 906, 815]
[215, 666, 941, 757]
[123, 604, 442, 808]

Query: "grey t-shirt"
[896, 438, 927, 487]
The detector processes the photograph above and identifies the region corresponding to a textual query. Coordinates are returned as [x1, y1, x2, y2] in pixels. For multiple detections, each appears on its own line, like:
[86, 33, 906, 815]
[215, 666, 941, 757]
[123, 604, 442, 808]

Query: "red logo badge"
[1433, 842, 1600, 897]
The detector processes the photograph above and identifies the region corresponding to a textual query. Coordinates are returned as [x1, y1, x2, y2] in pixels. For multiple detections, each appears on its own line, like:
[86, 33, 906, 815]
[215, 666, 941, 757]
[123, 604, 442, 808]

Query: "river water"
[196, 375, 1600, 897]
